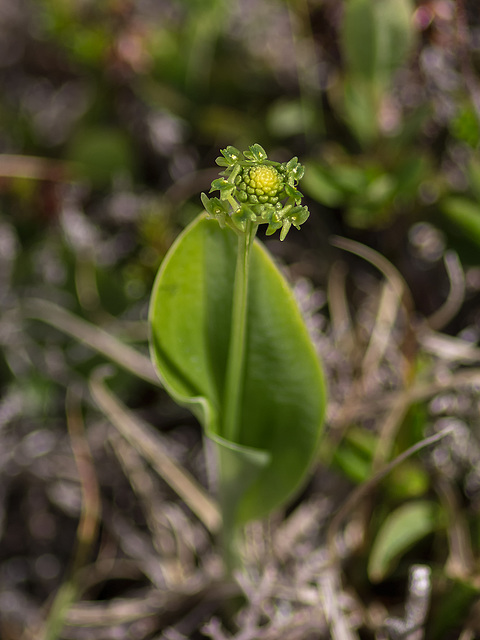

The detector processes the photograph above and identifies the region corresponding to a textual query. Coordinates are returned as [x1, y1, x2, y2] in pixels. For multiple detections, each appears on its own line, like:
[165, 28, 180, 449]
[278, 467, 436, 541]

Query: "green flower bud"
[237, 165, 284, 206]
[204, 144, 310, 240]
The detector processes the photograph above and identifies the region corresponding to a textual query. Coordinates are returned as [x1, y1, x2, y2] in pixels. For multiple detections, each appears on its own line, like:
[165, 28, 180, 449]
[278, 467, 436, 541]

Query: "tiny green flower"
[201, 144, 310, 240]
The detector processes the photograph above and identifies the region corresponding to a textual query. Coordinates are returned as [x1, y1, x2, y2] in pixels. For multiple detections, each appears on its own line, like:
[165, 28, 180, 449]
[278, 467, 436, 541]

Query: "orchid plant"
[149, 144, 326, 568]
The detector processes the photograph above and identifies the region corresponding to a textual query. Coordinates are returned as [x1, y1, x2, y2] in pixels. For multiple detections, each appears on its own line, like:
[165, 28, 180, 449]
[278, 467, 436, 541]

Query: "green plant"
[148, 144, 326, 568]
[339, 0, 415, 145]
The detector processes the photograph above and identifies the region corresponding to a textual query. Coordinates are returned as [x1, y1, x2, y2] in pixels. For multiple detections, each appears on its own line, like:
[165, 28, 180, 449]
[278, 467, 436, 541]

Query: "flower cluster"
[201, 144, 310, 241]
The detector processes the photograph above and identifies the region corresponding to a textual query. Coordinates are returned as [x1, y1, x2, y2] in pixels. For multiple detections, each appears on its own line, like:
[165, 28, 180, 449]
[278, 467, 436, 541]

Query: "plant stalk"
[223, 220, 257, 443]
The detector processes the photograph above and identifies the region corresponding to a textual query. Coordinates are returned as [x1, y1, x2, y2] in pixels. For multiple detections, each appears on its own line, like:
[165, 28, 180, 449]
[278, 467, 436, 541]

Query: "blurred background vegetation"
[2, 1, 480, 639]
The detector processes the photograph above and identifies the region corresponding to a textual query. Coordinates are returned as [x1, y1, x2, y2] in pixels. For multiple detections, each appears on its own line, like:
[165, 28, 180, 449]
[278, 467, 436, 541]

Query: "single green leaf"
[201, 193, 229, 223]
[289, 206, 310, 229]
[244, 144, 268, 163]
[440, 196, 480, 247]
[333, 444, 372, 484]
[231, 204, 256, 232]
[210, 178, 235, 199]
[333, 425, 377, 484]
[216, 145, 242, 167]
[368, 500, 440, 583]
[285, 183, 303, 201]
[149, 214, 326, 528]
[279, 219, 292, 241]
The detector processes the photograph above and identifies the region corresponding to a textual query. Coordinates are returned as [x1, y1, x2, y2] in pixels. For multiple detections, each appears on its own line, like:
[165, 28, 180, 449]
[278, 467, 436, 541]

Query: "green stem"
[223, 220, 257, 442]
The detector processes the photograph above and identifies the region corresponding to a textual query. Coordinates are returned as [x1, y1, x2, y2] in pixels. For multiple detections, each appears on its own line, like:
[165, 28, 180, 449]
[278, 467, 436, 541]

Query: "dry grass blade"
[318, 565, 360, 640]
[371, 391, 411, 472]
[408, 368, 480, 403]
[24, 298, 159, 386]
[435, 477, 476, 581]
[426, 250, 465, 331]
[65, 590, 166, 626]
[330, 235, 414, 384]
[330, 236, 414, 311]
[418, 329, 480, 363]
[0, 153, 73, 181]
[108, 432, 202, 588]
[329, 367, 480, 428]
[89, 368, 221, 534]
[327, 259, 355, 353]
[66, 387, 102, 571]
[327, 235, 416, 476]
[361, 280, 403, 379]
[38, 387, 101, 640]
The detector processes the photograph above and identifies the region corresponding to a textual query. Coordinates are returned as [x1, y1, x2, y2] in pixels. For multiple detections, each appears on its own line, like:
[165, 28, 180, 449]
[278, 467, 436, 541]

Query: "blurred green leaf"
[341, 0, 414, 86]
[332, 425, 376, 484]
[384, 461, 430, 500]
[364, 173, 396, 205]
[302, 162, 345, 207]
[340, 0, 414, 143]
[440, 196, 480, 247]
[333, 443, 371, 484]
[210, 178, 236, 199]
[368, 500, 441, 582]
